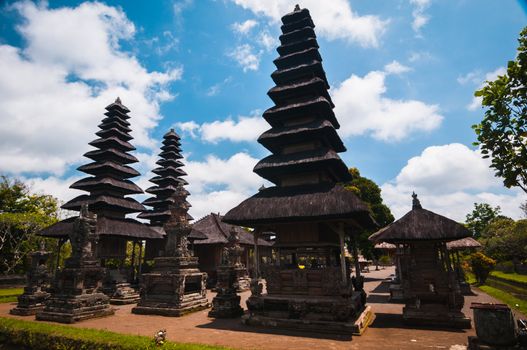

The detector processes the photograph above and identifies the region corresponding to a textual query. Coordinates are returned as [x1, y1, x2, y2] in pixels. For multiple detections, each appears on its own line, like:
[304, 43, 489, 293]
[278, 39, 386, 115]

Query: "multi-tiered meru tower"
[132, 129, 209, 317]
[40, 98, 163, 307]
[223, 6, 377, 336]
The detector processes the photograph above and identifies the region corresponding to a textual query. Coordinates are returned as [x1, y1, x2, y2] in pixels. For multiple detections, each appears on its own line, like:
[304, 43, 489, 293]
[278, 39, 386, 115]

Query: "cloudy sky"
[0, 0, 525, 221]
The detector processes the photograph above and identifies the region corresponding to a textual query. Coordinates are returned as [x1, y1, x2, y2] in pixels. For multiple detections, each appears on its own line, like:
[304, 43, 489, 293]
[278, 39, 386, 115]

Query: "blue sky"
[0, 0, 525, 221]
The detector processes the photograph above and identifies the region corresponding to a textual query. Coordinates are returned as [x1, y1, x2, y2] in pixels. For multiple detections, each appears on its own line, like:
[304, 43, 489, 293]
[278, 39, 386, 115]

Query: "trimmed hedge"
[0, 288, 23, 304]
[0, 317, 232, 350]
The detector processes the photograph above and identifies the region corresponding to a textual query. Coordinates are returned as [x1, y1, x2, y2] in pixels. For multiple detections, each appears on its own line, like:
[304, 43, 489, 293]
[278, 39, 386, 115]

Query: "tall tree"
[344, 168, 394, 259]
[472, 27, 527, 193]
[0, 176, 60, 275]
[465, 202, 501, 239]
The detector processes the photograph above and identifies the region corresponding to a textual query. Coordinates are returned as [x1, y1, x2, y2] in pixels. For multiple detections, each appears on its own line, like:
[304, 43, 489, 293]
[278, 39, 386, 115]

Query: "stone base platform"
[10, 291, 50, 316]
[468, 336, 525, 349]
[208, 293, 243, 318]
[403, 305, 471, 329]
[104, 283, 140, 305]
[36, 293, 114, 323]
[242, 305, 374, 336]
[132, 292, 209, 316]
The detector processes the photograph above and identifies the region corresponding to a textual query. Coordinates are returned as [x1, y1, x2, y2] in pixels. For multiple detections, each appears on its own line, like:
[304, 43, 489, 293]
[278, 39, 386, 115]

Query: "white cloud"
[205, 76, 233, 96]
[232, 19, 259, 34]
[409, 0, 431, 33]
[384, 60, 411, 75]
[332, 70, 443, 141]
[229, 0, 387, 48]
[257, 30, 279, 52]
[381, 143, 525, 221]
[177, 112, 267, 143]
[0, 2, 181, 176]
[466, 67, 506, 111]
[185, 152, 266, 218]
[408, 51, 433, 62]
[227, 44, 261, 72]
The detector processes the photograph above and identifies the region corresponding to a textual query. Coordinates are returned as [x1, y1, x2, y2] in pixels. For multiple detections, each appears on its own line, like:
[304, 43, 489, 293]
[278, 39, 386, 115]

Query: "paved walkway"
[0, 267, 518, 350]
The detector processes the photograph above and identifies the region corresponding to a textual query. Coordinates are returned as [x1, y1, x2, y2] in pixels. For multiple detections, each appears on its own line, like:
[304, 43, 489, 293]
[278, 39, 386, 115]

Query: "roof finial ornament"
[412, 192, 422, 210]
[258, 184, 266, 192]
[115, 97, 122, 104]
[294, 4, 300, 11]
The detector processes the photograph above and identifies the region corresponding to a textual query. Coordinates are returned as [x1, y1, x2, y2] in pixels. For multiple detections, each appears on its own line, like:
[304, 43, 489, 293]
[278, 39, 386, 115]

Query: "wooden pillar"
[138, 240, 143, 281]
[338, 225, 347, 284]
[130, 240, 137, 282]
[351, 234, 361, 279]
[253, 228, 260, 279]
[54, 238, 64, 277]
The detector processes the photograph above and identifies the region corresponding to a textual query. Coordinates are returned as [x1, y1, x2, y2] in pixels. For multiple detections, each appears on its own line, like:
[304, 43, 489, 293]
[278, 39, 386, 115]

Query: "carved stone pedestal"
[11, 248, 51, 316]
[209, 266, 243, 318]
[132, 256, 208, 316]
[402, 303, 471, 329]
[232, 266, 251, 292]
[36, 261, 114, 323]
[36, 207, 114, 323]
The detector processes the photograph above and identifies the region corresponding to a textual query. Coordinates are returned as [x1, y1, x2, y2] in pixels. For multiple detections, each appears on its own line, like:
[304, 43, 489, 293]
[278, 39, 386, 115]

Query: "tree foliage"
[465, 202, 501, 239]
[0, 176, 60, 275]
[344, 168, 395, 259]
[470, 252, 496, 285]
[472, 26, 527, 193]
[480, 217, 527, 265]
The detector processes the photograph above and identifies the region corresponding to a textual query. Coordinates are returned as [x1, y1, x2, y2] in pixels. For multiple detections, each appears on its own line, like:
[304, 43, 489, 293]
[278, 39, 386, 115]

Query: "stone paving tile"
[1, 266, 519, 350]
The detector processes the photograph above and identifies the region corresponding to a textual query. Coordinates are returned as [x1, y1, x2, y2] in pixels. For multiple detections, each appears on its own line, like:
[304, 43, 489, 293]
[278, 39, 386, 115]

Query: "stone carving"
[10, 243, 51, 315]
[36, 205, 114, 323]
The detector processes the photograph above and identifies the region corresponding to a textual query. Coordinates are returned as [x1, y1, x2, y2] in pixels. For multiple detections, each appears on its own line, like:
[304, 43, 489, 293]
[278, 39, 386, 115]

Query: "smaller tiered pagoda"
[39, 98, 163, 304]
[132, 129, 208, 316]
[369, 193, 472, 329]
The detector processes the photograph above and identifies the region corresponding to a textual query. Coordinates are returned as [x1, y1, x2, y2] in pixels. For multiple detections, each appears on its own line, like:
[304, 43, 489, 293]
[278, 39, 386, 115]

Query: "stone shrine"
[10, 243, 51, 316]
[36, 206, 114, 323]
[208, 228, 245, 318]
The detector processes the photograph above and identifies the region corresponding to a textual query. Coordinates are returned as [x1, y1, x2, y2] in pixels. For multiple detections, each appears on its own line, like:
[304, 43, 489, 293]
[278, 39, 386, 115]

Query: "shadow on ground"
[196, 314, 353, 341]
[370, 313, 468, 333]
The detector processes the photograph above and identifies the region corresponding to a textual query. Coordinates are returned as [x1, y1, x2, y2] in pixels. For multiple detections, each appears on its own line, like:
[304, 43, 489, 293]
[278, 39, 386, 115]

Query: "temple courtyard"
[0, 266, 516, 350]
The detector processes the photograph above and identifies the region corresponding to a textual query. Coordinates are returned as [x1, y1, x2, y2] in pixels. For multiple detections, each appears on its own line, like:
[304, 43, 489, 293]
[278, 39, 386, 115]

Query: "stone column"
[338, 224, 347, 284]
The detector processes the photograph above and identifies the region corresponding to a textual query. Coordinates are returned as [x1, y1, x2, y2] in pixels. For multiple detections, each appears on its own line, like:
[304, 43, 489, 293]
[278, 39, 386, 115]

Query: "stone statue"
[69, 204, 98, 263]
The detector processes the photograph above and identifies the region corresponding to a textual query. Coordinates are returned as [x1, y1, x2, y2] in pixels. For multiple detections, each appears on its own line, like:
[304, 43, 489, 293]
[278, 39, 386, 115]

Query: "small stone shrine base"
[208, 293, 244, 318]
[36, 292, 114, 323]
[105, 282, 140, 305]
[243, 292, 375, 336]
[233, 267, 251, 292]
[10, 290, 50, 316]
[132, 256, 209, 317]
[403, 304, 471, 329]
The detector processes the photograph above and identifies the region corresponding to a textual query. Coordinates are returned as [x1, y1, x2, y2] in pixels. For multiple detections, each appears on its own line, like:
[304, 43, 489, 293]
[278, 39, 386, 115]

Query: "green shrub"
[471, 252, 496, 285]
[497, 261, 515, 273]
[379, 255, 391, 266]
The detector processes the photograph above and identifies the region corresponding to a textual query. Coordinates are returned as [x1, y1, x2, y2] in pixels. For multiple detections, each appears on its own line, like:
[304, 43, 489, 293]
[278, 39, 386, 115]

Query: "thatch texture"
[374, 242, 397, 250]
[369, 206, 470, 243]
[192, 213, 272, 246]
[39, 216, 164, 239]
[223, 183, 375, 228]
[447, 237, 482, 251]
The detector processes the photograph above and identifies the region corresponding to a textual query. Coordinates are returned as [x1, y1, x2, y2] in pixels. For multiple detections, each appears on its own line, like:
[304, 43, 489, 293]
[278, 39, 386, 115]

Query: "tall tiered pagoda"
[132, 129, 209, 316]
[40, 98, 163, 305]
[223, 6, 376, 336]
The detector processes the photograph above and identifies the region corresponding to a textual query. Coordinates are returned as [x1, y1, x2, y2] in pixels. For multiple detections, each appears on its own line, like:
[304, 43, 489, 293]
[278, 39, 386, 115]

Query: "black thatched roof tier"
[192, 213, 272, 246]
[281, 6, 312, 25]
[254, 148, 351, 184]
[39, 216, 163, 240]
[70, 177, 143, 195]
[62, 194, 145, 214]
[279, 26, 315, 46]
[280, 12, 314, 33]
[263, 96, 338, 129]
[277, 37, 318, 57]
[77, 161, 140, 178]
[267, 77, 332, 106]
[258, 119, 345, 153]
[62, 98, 144, 218]
[140, 129, 190, 226]
[273, 47, 321, 70]
[223, 183, 375, 228]
[271, 61, 329, 93]
[84, 148, 138, 164]
[369, 195, 471, 243]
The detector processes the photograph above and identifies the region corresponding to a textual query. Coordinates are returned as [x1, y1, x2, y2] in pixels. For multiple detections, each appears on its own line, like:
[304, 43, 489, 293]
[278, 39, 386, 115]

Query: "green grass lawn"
[490, 271, 527, 285]
[0, 317, 233, 350]
[478, 284, 527, 316]
[0, 288, 23, 303]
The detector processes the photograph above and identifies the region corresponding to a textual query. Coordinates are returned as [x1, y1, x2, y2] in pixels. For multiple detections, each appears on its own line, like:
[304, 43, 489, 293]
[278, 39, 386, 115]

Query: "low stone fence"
[486, 275, 527, 301]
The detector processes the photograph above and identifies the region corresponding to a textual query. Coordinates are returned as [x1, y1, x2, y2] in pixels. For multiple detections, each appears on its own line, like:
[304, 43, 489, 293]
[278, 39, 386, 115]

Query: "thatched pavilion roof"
[39, 216, 164, 240]
[223, 183, 376, 228]
[192, 213, 271, 246]
[446, 237, 482, 251]
[369, 193, 470, 243]
[374, 242, 397, 250]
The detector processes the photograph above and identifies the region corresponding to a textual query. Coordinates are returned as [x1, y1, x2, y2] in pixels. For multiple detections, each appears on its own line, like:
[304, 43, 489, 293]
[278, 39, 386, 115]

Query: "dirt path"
[0, 267, 516, 350]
